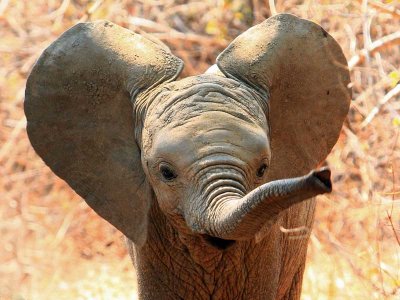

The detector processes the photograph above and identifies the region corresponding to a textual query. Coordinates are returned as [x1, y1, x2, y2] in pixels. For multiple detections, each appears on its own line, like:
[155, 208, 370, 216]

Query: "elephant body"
[25, 14, 350, 299]
[129, 202, 312, 299]
[129, 75, 317, 299]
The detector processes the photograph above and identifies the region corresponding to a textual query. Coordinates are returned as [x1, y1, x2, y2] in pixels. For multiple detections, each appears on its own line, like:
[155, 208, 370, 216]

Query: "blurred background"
[1, 0, 399, 299]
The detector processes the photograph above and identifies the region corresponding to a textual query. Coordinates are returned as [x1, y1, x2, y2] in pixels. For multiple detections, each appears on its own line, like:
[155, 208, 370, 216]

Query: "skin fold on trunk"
[194, 168, 332, 241]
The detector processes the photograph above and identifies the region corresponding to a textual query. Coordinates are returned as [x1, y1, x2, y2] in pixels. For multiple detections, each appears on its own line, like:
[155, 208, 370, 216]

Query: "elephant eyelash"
[159, 163, 178, 182]
[256, 163, 268, 178]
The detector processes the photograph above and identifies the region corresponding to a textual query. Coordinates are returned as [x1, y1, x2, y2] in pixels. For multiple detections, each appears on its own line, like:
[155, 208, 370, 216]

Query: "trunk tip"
[313, 168, 332, 192]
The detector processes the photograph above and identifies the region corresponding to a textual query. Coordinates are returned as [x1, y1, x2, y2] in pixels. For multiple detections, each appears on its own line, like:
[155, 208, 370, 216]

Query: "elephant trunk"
[193, 168, 332, 241]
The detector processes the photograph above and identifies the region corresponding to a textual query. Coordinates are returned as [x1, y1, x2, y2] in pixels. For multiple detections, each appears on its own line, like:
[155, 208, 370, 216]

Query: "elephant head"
[25, 14, 350, 247]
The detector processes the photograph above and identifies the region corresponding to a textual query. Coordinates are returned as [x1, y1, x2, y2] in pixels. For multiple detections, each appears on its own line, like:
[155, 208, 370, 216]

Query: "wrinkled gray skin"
[132, 76, 331, 299]
[25, 14, 350, 300]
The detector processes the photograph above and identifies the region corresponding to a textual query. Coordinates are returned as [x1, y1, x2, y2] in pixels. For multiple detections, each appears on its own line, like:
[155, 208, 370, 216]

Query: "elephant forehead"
[149, 112, 271, 170]
[147, 75, 269, 130]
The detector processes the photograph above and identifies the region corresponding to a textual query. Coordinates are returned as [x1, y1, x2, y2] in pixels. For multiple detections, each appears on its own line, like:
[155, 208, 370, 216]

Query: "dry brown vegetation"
[1, 0, 399, 299]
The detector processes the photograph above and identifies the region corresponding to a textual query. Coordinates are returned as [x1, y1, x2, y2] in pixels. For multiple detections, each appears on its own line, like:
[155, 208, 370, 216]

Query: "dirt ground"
[1, 0, 399, 299]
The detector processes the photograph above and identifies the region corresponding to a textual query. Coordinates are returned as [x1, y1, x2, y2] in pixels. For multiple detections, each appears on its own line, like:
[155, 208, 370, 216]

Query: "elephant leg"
[280, 263, 305, 300]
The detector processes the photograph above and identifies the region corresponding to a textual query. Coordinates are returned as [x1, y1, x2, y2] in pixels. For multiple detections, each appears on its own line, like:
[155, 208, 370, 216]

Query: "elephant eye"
[256, 163, 267, 178]
[160, 164, 177, 181]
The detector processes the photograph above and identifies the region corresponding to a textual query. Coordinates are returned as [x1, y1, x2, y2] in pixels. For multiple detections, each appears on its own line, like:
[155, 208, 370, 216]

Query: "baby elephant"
[25, 14, 350, 300]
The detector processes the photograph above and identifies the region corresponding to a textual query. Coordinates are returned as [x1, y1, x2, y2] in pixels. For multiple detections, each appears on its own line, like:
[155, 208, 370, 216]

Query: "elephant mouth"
[201, 234, 235, 250]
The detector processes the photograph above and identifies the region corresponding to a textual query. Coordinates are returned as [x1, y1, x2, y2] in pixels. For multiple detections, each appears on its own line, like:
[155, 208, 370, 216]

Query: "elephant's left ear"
[217, 13, 351, 179]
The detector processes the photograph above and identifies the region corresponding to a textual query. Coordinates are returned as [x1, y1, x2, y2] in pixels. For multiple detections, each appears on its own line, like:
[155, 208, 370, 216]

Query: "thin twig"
[46, 0, 70, 19]
[349, 31, 400, 70]
[362, 0, 373, 89]
[361, 84, 400, 128]
[386, 158, 400, 247]
[129, 17, 228, 48]
[78, 0, 104, 22]
[353, 77, 392, 116]
[0, 117, 26, 161]
[154, 32, 228, 47]
[367, 0, 400, 19]
[322, 230, 399, 290]
[386, 211, 400, 246]
[129, 16, 179, 33]
[269, 0, 277, 15]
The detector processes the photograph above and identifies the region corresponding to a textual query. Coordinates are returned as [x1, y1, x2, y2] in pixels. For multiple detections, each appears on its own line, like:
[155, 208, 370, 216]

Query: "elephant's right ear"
[25, 21, 183, 246]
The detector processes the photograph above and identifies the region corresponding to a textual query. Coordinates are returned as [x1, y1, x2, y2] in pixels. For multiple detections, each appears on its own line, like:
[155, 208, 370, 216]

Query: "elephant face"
[142, 76, 271, 227]
[25, 14, 351, 246]
[137, 72, 337, 241]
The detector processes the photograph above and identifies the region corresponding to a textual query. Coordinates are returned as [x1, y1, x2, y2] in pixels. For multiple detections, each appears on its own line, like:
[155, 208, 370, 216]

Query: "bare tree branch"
[349, 31, 400, 70]
[361, 84, 400, 128]
[369, 0, 400, 19]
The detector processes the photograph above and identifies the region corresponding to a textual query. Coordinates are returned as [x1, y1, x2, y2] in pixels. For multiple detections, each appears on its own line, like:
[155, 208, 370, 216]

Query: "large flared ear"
[25, 21, 183, 245]
[217, 14, 351, 179]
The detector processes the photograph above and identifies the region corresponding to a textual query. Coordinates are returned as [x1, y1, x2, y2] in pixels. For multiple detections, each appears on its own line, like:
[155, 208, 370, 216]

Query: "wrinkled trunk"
[187, 168, 332, 240]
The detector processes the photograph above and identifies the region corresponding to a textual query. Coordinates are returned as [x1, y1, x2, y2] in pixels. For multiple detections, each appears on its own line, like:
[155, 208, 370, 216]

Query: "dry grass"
[1, 0, 399, 299]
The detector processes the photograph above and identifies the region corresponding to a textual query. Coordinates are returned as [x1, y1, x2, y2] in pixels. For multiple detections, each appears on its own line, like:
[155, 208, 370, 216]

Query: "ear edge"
[216, 13, 351, 179]
[24, 20, 183, 245]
